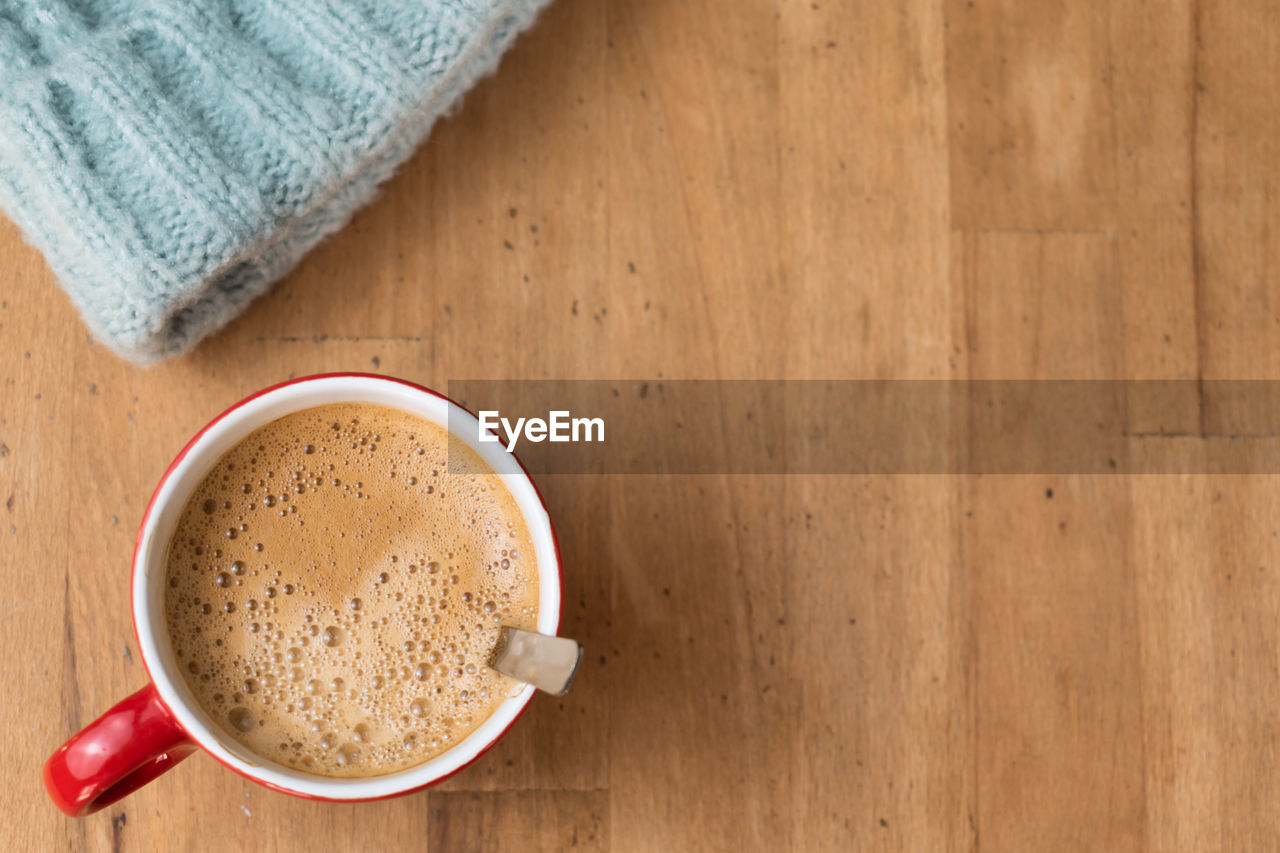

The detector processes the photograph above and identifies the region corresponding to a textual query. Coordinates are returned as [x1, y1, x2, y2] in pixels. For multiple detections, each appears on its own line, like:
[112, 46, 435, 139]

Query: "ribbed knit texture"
[0, 0, 548, 361]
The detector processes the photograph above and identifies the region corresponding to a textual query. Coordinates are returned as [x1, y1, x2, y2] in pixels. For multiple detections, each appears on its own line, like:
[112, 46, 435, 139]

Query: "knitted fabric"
[0, 0, 548, 362]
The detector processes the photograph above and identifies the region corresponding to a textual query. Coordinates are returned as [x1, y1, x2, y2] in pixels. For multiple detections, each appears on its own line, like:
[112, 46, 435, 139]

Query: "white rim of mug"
[130, 374, 561, 800]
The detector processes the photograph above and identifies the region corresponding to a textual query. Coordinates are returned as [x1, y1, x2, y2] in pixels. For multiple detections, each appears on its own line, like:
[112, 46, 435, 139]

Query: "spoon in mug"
[490, 628, 583, 696]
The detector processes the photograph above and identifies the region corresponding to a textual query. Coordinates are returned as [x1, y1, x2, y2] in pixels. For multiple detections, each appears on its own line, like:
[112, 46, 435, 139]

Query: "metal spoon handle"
[490, 627, 583, 696]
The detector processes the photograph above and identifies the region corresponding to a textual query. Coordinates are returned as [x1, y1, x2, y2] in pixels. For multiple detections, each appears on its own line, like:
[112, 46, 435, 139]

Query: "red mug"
[44, 374, 563, 816]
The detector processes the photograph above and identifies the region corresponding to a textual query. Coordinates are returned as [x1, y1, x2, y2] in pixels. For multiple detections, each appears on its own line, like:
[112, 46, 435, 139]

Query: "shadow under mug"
[44, 374, 563, 816]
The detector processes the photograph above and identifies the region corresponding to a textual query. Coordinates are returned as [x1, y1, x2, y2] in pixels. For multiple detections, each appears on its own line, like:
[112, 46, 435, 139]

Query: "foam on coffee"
[163, 403, 539, 777]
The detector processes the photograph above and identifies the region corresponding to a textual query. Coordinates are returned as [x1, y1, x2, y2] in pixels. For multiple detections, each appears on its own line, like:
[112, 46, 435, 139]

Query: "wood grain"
[429, 791, 608, 852]
[3, 0, 1280, 849]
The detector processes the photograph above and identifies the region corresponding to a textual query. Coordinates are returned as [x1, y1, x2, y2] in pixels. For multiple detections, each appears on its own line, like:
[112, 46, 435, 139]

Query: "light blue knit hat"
[0, 0, 548, 362]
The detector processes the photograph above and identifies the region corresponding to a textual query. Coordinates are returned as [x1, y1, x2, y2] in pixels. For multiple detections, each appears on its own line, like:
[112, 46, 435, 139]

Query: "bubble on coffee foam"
[223, 707, 255, 734]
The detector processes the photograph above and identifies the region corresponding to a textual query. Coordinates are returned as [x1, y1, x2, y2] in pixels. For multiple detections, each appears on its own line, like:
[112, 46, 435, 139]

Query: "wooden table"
[3, 0, 1278, 849]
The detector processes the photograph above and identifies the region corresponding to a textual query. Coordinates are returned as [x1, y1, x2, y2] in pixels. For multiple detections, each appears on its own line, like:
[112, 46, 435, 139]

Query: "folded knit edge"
[3, 0, 550, 363]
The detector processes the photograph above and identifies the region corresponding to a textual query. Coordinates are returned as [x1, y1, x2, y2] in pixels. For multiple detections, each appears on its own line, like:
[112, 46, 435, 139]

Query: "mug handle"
[44, 684, 197, 816]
